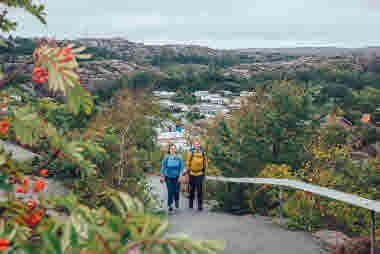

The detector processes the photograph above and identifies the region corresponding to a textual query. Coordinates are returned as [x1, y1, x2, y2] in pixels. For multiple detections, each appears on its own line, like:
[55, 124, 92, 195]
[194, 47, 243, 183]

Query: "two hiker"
[160, 137, 208, 211]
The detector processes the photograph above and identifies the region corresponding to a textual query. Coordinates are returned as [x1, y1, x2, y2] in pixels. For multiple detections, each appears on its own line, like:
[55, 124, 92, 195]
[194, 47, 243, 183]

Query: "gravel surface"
[147, 176, 327, 254]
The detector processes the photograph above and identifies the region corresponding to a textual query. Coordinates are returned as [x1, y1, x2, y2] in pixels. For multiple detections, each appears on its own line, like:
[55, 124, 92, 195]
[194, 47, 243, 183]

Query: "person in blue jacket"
[160, 144, 185, 211]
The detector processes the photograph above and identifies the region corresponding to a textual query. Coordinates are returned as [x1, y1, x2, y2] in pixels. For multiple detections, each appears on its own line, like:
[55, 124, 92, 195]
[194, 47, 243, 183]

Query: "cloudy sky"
[5, 0, 380, 49]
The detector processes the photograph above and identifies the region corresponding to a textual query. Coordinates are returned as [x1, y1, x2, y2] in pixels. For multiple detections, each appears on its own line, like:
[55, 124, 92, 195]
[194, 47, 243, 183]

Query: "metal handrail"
[205, 176, 379, 254]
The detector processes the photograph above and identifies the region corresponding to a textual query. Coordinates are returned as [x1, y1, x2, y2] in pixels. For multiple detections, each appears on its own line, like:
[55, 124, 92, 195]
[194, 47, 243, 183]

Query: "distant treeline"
[151, 51, 298, 67]
[151, 53, 246, 67]
[104, 65, 380, 96]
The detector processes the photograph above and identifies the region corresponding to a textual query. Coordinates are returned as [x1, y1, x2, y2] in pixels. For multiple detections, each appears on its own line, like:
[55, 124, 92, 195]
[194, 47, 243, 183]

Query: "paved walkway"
[147, 176, 326, 254]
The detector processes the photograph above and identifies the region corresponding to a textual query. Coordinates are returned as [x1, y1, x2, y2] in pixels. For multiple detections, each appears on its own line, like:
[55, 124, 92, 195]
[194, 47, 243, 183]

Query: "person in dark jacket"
[160, 144, 185, 211]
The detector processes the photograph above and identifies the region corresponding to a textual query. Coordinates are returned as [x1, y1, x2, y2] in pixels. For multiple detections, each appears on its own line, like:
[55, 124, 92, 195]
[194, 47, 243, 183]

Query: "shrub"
[203, 166, 221, 201]
[213, 182, 252, 215]
[321, 124, 352, 147]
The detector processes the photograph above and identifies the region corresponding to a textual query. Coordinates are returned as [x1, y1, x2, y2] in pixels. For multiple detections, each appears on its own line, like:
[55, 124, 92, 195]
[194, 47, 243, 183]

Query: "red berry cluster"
[0, 90, 11, 136]
[0, 238, 9, 252]
[32, 67, 49, 84]
[0, 121, 9, 136]
[14, 170, 48, 228]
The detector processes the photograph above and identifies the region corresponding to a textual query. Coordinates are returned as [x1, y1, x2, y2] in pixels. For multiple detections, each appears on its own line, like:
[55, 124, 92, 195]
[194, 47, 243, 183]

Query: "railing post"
[279, 186, 283, 225]
[371, 210, 375, 254]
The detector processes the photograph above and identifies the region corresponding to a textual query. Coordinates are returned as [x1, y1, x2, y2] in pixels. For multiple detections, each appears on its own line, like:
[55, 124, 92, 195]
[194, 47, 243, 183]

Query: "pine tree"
[259, 81, 331, 168]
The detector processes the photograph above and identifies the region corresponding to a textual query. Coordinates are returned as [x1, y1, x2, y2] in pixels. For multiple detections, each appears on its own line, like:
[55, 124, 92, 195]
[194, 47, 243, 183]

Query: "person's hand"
[178, 175, 183, 183]
[160, 175, 164, 184]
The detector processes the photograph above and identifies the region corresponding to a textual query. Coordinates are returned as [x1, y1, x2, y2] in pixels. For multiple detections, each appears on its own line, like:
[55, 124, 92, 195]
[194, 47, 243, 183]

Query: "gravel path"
[147, 176, 326, 254]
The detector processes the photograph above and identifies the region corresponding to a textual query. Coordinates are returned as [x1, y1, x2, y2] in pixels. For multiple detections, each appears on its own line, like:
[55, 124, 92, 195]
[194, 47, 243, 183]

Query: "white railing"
[206, 176, 379, 254]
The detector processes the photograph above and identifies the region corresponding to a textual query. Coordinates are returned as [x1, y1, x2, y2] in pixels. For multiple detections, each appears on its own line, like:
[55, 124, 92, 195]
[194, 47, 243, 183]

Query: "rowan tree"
[0, 0, 46, 45]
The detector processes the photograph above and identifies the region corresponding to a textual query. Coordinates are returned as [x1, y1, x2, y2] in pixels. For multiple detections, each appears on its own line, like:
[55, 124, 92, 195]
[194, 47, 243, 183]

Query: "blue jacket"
[161, 154, 184, 178]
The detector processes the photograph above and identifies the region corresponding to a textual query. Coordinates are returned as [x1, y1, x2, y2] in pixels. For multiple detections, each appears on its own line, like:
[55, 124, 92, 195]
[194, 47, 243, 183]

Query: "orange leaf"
[361, 114, 370, 123]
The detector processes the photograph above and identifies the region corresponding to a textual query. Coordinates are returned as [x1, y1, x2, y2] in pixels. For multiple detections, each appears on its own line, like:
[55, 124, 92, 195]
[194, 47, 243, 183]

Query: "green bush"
[322, 124, 352, 147]
[213, 182, 252, 214]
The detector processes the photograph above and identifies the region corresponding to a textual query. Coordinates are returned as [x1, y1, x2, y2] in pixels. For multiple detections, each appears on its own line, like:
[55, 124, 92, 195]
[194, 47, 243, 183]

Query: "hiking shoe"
[168, 206, 173, 212]
[198, 201, 203, 211]
[175, 200, 179, 209]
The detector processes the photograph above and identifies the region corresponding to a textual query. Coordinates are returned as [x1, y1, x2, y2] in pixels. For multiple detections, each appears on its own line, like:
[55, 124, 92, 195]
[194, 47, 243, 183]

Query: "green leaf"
[110, 196, 126, 217]
[166, 233, 190, 241]
[62, 69, 80, 83]
[61, 221, 72, 253]
[76, 53, 93, 59]
[153, 221, 169, 238]
[161, 243, 171, 254]
[0, 183, 11, 192]
[66, 85, 93, 116]
[0, 40, 7, 48]
[200, 240, 225, 252]
[0, 153, 6, 166]
[48, 64, 63, 94]
[172, 245, 187, 254]
[71, 46, 87, 54]
[190, 242, 209, 254]
[13, 243, 40, 254]
[41, 231, 63, 254]
[141, 215, 151, 238]
[118, 192, 136, 212]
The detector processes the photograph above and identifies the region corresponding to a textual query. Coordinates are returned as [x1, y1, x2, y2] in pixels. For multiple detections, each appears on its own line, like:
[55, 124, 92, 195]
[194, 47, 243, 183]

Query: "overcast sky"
[5, 0, 380, 49]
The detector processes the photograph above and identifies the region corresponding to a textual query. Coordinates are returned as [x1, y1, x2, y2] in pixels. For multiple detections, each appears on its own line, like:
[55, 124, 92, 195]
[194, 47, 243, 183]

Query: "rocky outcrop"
[77, 59, 165, 85]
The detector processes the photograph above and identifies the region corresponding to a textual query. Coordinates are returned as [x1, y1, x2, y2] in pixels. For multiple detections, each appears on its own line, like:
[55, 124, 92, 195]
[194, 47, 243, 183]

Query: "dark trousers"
[165, 176, 180, 208]
[189, 175, 204, 209]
